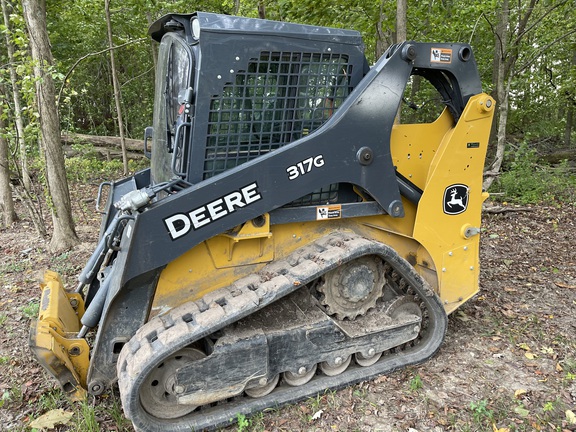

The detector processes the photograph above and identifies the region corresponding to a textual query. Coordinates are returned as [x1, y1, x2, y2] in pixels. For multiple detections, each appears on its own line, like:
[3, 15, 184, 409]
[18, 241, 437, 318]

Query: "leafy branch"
[56, 37, 146, 107]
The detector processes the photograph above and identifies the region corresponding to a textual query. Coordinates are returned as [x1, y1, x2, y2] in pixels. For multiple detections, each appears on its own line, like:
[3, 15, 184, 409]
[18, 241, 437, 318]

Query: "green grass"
[409, 374, 423, 392]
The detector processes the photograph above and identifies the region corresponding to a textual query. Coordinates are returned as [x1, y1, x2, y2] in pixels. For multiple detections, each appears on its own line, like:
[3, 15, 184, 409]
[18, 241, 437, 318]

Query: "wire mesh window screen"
[204, 51, 352, 179]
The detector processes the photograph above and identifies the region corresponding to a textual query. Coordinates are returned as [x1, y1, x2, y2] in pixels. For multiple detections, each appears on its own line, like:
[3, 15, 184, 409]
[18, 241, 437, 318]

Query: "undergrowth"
[490, 142, 576, 205]
[64, 148, 148, 183]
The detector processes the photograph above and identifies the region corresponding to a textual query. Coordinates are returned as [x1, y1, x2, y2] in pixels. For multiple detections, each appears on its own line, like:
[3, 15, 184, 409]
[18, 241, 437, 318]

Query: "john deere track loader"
[30, 11, 495, 431]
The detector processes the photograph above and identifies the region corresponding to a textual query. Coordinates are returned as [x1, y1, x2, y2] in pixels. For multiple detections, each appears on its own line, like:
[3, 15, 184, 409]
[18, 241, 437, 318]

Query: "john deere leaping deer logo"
[443, 184, 469, 215]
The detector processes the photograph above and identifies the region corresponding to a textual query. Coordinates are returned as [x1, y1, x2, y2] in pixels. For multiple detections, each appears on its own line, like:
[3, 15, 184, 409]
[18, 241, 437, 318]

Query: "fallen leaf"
[311, 409, 323, 421]
[517, 343, 531, 351]
[567, 410, 576, 424]
[29, 409, 73, 429]
[556, 363, 564, 372]
[456, 311, 470, 321]
[492, 424, 511, 432]
[514, 389, 527, 398]
[525, 352, 536, 360]
[554, 282, 576, 289]
[514, 406, 529, 417]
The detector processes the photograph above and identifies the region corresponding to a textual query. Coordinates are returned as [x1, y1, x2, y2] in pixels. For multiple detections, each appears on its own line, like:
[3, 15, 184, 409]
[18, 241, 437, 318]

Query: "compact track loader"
[30, 11, 495, 431]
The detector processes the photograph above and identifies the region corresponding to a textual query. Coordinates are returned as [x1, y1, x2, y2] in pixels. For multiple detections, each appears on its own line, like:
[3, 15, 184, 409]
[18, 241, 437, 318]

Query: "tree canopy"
[0, 0, 575, 228]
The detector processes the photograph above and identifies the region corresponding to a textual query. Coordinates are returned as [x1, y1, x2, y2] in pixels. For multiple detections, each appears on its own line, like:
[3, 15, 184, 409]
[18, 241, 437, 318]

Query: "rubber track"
[117, 232, 448, 432]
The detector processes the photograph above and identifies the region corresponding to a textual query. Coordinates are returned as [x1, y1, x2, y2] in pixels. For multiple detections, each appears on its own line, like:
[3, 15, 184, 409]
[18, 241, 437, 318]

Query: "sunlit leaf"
[29, 409, 73, 429]
[514, 389, 527, 398]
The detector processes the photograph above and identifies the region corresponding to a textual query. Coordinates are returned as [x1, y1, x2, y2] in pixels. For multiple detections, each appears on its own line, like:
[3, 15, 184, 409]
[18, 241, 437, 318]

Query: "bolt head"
[368, 348, 375, 356]
[297, 366, 307, 376]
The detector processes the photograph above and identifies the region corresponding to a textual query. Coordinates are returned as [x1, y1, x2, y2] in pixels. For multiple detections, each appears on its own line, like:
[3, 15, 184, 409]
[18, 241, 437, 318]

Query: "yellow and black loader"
[30, 11, 495, 431]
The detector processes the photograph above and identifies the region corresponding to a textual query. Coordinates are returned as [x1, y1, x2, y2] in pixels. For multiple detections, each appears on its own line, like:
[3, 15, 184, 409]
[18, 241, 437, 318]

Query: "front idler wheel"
[139, 347, 205, 419]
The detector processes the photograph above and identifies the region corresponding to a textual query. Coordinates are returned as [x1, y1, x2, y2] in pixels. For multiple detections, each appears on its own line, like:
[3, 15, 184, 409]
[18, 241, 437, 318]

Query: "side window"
[204, 52, 352, 179]
[151, 35, 192, 184]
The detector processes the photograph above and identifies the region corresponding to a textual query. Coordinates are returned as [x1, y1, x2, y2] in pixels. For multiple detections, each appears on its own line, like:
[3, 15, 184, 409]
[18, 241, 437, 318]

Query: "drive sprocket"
[316, 255, 385, 319]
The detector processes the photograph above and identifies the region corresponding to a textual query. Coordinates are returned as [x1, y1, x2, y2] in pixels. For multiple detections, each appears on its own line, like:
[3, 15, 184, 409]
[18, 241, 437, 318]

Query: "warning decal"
[316, 205, 342, 220]
[430, 48, 453, 64]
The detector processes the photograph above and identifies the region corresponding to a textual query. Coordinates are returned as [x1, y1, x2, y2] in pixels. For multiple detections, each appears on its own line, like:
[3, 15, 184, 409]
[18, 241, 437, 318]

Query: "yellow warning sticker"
[316, 205, 342, 220]
[430, 48, 453, 63]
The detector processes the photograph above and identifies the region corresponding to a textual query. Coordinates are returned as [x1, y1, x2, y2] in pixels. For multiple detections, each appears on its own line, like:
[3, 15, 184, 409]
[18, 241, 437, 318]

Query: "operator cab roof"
[149, 11, 363, 46]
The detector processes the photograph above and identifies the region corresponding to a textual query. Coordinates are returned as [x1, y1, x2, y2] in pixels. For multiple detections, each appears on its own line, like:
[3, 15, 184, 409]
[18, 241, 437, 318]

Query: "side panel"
[150, 218, 428, 315]
[412, 94, 494, 312]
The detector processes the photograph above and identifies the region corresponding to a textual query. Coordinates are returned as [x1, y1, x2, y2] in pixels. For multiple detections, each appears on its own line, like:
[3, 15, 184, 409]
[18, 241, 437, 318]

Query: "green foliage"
[20, 301, 40, 319]
[236, 413, 250, 432]
[408, 374, 423, 392]
[491, 142, 576, 204]
[65, 155, 148, 183]
[469, 399, 493, 424]
[75, 399, 99, 432]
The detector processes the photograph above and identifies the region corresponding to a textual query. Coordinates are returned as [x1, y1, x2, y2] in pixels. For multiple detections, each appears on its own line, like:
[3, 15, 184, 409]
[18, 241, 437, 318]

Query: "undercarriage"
[118, 232, 447, 431]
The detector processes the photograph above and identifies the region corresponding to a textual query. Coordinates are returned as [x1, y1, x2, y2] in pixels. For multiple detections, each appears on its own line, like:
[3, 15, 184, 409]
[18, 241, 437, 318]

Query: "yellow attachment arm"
[29, 270, 89, 400]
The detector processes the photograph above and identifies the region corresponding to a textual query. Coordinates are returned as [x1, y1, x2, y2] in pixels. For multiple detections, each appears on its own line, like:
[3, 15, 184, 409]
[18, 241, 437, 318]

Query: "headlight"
[191, 17, 201, 41]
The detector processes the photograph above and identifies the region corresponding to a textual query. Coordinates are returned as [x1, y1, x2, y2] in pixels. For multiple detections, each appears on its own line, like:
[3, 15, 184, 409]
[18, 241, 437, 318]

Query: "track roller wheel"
[245, 374, 279, 398]
[320, 355, 352, 376]
[139, 347, 205, 419]
[355, 349, 383, 367]
[283, 364, 317, 386]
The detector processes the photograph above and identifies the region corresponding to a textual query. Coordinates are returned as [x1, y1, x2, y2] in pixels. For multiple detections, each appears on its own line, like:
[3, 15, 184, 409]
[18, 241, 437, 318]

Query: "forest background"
[1, 0, 575, 242]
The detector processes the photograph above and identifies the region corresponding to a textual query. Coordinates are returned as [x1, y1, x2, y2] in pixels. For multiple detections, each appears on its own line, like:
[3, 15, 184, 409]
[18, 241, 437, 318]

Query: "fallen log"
[61, 132, 146, 160]
[483, 205, 534, 214]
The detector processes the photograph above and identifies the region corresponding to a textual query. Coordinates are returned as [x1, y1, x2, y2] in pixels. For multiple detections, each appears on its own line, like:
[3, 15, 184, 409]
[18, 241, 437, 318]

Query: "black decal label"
[431, 48, 452, 63]
[316, 205, 342, 220]
[443, 184, 469, 215]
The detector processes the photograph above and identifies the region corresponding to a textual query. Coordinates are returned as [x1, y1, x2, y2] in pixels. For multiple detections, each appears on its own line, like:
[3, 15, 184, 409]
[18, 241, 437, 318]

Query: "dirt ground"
[1, 182, 575, 431]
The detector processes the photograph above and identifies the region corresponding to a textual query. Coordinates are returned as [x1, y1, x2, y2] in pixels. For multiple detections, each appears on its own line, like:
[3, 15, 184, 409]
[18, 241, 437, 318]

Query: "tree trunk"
[395, 0, 407, 44]
[2, 0, 31, 191]
[22, 0, 79, 252]
[0, 91, 17, 226]
[105, 0, 129, 175]
[394, 0, 407, 124]
[375, 0, 391, 59]
[483, 0, 509, 191]
[258, 1, 265, 19]
[565, 47, 576, 148]
[145, 12, 157, 75]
